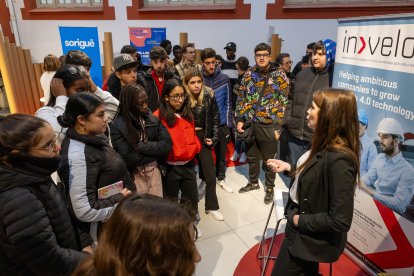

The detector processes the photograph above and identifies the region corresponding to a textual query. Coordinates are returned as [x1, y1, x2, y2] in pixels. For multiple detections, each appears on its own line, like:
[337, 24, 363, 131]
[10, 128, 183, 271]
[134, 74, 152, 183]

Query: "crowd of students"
[0, 39, 365, 275]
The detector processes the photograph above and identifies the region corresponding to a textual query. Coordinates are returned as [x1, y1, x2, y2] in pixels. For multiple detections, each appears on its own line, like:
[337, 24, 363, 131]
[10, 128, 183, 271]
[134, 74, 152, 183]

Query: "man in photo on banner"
[360, 118, 414, 215]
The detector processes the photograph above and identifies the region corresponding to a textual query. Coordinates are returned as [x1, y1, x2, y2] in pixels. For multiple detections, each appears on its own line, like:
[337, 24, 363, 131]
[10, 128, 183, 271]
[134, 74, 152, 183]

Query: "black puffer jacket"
[138, 68, 181, 112]
[192, 89, 220, 147]
[58, 129, 136, 242]
[0, 158, 85, 276]
[285, 65, 334, 142]
[110, 112, 172, 174]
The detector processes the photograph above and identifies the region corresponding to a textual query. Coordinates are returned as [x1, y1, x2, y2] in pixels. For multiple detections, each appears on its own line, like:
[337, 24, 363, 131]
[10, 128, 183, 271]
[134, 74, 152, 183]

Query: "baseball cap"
[224, 42, 237, 50]
[113, 54, 139, 71]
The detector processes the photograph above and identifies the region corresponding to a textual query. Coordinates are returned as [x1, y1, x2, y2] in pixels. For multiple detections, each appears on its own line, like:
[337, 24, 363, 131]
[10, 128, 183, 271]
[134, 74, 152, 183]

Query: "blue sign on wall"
[59, 26, 102, 87]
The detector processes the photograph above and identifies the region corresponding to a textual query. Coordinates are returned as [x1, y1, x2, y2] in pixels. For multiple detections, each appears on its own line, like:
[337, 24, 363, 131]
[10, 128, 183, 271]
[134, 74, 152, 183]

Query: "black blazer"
[285, 149, 356, 263]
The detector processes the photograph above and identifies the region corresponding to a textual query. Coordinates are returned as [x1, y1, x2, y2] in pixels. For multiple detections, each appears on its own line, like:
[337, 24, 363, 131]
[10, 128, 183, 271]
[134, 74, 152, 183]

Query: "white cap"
[377, 118, 404, 141]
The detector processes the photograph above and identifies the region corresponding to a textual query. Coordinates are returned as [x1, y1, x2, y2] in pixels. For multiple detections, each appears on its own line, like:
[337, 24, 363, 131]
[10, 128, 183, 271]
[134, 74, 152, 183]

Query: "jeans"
[287, 133, 311, 167]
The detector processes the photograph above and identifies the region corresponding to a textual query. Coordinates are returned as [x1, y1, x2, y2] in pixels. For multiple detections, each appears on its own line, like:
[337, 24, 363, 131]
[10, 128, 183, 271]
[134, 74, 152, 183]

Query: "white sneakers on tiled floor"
[195, 165, 289, 276]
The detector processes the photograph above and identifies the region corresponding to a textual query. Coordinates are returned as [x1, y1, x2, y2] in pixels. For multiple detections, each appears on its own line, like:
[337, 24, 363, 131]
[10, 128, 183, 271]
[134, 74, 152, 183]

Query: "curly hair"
[73, 194, 198, 276]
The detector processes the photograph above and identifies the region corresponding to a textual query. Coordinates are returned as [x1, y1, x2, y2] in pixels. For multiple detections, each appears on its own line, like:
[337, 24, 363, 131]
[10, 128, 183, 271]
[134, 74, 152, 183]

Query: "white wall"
[12, 0, 338, 66]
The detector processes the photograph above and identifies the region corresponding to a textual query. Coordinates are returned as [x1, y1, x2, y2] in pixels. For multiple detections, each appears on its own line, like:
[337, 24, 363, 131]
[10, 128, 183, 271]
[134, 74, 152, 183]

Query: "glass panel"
[214, 0, 236, 3]
[145, 0, 167, 5]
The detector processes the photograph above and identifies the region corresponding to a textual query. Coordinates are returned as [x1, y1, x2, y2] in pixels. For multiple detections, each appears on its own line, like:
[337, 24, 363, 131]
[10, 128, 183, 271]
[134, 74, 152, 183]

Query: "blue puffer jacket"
[203, 68, 232, 128]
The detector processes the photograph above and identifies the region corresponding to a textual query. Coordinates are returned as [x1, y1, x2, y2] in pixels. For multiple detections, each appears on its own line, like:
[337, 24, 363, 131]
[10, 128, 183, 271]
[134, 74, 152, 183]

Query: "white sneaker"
[194, 223, 202, 239]
[230, 151, 240, 161]
[217, 179, 233, 193]
[206, 210, 224, 221]
[239, 152, 247, 163]
[198, 180, 206, 200]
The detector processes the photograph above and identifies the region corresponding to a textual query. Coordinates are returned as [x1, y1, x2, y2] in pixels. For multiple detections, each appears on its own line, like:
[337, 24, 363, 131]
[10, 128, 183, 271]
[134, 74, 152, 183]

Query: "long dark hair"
[73, 194, 197, 276]
[118, 84, 148, 148]
[158, 78, 193, 127]
[47, 64, 89, 107]
[57, 92, 103, 129]
[295, 89, 360, 184]
[0, 114, 47, 166]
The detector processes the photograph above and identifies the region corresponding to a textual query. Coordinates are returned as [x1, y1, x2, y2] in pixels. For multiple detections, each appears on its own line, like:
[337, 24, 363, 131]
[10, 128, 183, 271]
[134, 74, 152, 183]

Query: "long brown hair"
[183, 68, 206, 108]
[295, 89, 360, 184]
[73, 194, 198, 276]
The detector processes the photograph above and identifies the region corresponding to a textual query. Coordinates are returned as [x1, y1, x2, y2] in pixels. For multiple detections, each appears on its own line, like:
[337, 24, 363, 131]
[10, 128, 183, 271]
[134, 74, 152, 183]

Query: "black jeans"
[164, 160, 199, 215]
[215, 125, 229, 181]
[196, 130, 219, 211]
[246, 122, 279, 187]
[272, 220, 319, 276]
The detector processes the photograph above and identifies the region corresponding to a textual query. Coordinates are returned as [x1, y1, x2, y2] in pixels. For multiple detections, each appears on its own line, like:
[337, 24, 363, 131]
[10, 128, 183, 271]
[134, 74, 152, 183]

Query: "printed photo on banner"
[333, 14, 414, 276]
[128, 27, 166, 65]
[59, 26, 102, 87]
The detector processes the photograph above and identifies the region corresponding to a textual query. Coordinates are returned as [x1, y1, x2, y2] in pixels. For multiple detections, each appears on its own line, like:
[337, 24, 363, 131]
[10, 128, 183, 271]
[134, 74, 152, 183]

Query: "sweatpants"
[246, 122, 279, 188]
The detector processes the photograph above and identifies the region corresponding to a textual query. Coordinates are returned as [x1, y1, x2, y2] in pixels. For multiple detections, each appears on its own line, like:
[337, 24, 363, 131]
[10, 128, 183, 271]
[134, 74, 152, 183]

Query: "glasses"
[169, 93, 187, 102]
[255, 54, 270, 58]
[33, 137, 59, 153]
[67, 66, 79, 75]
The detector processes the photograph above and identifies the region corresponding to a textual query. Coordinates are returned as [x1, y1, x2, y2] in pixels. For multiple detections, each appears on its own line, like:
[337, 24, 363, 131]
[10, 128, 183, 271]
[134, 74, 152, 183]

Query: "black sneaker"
[264, 187, 274, 205]
[239, 182, 260, 193]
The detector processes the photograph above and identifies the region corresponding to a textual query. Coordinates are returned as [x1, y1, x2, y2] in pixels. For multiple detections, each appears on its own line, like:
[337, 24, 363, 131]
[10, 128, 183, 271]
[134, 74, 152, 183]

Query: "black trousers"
[272, 221, 319, 276]
[196, 147, 219, 211]
[196, 129, 219, 211]
[164, 160, 199, 215]
[246, 123, 279, 187]
[214, 125, 229, 181]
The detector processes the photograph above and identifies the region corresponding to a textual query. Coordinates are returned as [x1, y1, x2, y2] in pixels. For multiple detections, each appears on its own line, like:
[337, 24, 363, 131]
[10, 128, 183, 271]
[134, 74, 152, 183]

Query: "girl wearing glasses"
[73, 194, 201, 276]
[58, 92, 135, 243]
[183, 69, 223, 221]
[154, 79, 201, 221]
[0, 114, 89, 275]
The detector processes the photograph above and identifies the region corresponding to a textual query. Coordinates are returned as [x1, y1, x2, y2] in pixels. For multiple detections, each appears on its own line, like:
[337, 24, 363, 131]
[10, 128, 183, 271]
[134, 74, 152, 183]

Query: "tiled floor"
[195, 164, 289, 276]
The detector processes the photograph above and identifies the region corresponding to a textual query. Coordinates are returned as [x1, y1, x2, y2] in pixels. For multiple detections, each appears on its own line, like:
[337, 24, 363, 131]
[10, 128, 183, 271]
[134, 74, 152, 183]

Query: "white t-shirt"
[290, 150, 311, 204]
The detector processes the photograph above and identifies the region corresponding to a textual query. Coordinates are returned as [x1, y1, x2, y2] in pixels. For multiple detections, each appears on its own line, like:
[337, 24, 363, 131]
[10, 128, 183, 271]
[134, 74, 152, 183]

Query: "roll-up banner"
[128, 27, 166, 65]
[333, 13, 414, 276]
[59, 26, 102, 87]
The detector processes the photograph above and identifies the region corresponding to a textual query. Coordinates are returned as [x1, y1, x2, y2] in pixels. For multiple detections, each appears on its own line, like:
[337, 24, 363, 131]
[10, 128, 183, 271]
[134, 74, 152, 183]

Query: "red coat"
[154, 110, 201, 163]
